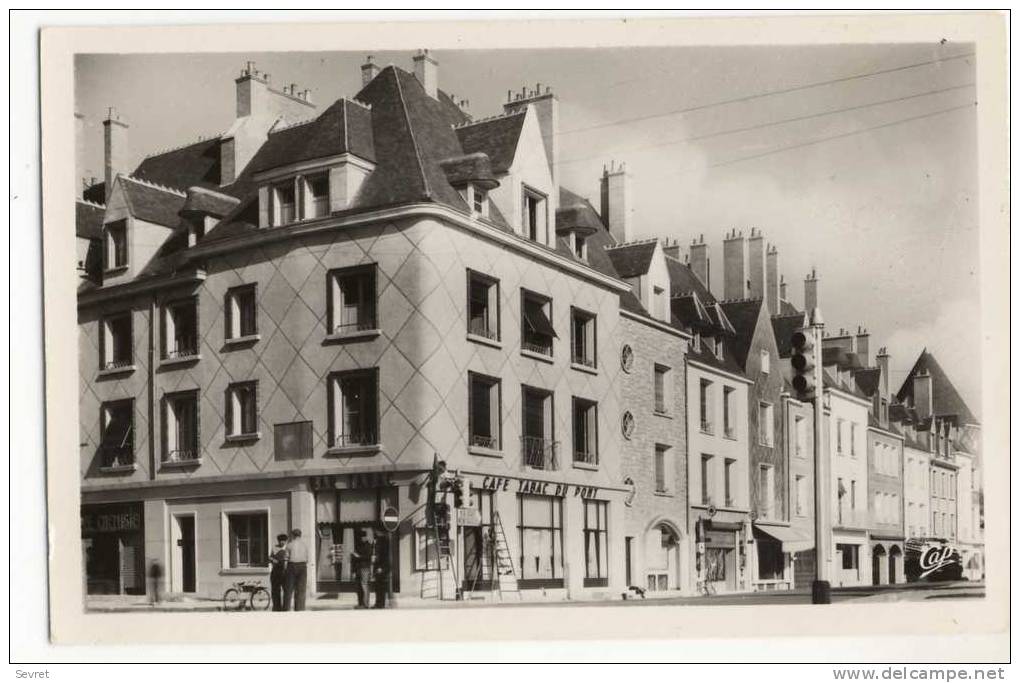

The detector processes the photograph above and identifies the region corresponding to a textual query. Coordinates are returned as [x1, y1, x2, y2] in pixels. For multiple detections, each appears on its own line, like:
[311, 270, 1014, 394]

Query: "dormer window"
[306, 174, 329, 220]
[573, 233, 587, 261]
[692, 332, 701, 353]
[273, 182, 296, 225]
[522, 185, 547, 242]
[104, 219, 128, 271]
[472, 186, 488, 216]
[715, 336, 725, 361]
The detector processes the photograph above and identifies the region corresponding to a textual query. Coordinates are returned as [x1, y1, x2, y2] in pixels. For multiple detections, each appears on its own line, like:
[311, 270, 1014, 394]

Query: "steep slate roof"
[454, 110, 526, 174]
[771, 313, 805, 359]
[120, 177, 187, 228]
[75, 200, 105, 240]
[719, 298, 765, 370]
[854, 367, 881, 398]
[665, 256, 714, 303]
[133, 137, 224, 193]
[779, 299, 800, 316]
[605, 240, 658, 278]
[896, 350, 978, 425]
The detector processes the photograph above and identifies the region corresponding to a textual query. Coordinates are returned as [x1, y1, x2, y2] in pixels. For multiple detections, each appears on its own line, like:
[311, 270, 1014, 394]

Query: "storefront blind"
[583, 500, 608, 581]
[338, 489, 378, 523]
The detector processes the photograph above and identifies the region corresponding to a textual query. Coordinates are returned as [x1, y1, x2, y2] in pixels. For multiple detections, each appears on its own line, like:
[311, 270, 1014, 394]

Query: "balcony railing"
[102, 358, 134, 371]
[332, 432, 377, 448]
[572, 354, 596, 369]
[468, 318, 498, 341]
[521, 436, 558, 470]
[166, 339, 197, 359]
[100, 445, 134, 469]
[522, 335, 553, 356]
[333, 314, 377, 334]
[573, 449, 597, 466]
[470, 434, 498, 450]
[164, 448, 200, 464]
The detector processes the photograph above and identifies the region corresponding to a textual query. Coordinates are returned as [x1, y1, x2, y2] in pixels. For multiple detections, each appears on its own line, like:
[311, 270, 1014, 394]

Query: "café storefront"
[81, 501, 145, 596]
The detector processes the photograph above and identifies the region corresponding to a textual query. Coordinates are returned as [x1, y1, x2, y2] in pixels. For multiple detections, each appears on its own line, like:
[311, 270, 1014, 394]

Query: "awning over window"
[523, 301, 557, 338]
[753, 523, 813, 554]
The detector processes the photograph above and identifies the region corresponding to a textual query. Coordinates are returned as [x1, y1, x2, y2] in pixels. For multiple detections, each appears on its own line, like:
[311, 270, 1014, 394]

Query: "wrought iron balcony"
[164, 448, 200, 464]
[470, 434, 498, 450]
[468, 318, 498, 341]
[573, 449, 598, 466]
[332, 432, 378, 448]
[521, 436, 558, 470]
[166, 339, 198, 359]
[333, 314, 377, 334]
[102, 358, 134, 371]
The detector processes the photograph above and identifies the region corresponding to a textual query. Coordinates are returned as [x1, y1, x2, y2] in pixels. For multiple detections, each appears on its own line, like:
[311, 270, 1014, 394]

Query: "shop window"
[328, 264, 377, 335]
[100, 312, 133, 371]
[521, 185, 547, 242]
[724, 458, 735, 507]
[225, 284, 258, 340]
[467, 270, 500, 341]
[306, 174, 329, 220]
[100, 399, 134, 468]
[838, 543, 859, 570]
[583, 500, 609, 587]
[468, 372, 501, 451]
[315, 487, 398, 590]
[521, 290, 555, 356]
[570, 308, 597, 368]
[517, 494, 563, 586]
[328, 369, 379, 448]
[162, 298, 198, 360]
[699, 379, 713, 433]
[225, 381, 259, 438]
[162, 390, 199, 463]
[104, 219, 128, 271]
[705, 547, 727, 582]
[572, 398, 598, 466]
[521, 386, 555, 470]
[654, 445, 670, 494]
[227, 512, 268, 568]
[653, 364, 670, 414]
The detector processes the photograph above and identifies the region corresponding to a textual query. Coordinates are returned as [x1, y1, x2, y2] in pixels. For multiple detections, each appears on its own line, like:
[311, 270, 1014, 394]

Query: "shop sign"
[81, 508, 141, 535]
[457, 507, 482, 527]
[310, 472, 396, 491]
[920, 544, 961, 578]
[479, 475, 599, 499]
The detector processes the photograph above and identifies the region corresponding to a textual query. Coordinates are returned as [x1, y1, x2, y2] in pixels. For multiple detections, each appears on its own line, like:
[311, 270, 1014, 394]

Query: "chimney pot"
[723, 230, 748, 300]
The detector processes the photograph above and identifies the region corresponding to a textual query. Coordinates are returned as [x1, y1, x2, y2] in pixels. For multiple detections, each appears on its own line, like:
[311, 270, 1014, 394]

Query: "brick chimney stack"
[103, 107, 129, 203]
[765, 244, 780, 315]
[413, 49, 438, 99]
[747, 228, 766, 300]
[804, 268, 819, 313]
[662, 238, 681, 261]
[876, 346, 890, 399]
[600, 161, 631, 244]
[779, 274, 787, 304]
[690, 234, 709, 289]
[723, 229, 748, 300]
[361, 55, 380, 87]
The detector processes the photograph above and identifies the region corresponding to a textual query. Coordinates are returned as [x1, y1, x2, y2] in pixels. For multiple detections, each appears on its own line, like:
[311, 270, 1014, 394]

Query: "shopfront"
[695, 516, 746, 593]
[751, 523, 811, 591]
[311, 472, 401, 594]
[81, 501, 145, 596]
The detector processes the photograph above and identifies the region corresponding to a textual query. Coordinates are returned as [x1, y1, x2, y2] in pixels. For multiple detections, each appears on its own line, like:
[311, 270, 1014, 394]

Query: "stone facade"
[867, 426, 906, 585]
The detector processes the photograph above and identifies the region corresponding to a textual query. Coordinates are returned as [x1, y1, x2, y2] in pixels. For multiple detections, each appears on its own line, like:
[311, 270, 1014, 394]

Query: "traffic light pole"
[810, 316, 832, 604]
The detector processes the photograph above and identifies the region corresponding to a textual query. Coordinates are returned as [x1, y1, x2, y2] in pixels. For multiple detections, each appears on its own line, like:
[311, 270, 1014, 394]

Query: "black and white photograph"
[14, 10, 1010, 669]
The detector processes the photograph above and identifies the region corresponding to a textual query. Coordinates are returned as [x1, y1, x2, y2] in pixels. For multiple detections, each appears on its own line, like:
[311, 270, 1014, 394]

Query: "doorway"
[171, 513, 196, 593]
[889, 545, 902, 584]
[624, 536, 633, 587]
[872, 545, 886, 586]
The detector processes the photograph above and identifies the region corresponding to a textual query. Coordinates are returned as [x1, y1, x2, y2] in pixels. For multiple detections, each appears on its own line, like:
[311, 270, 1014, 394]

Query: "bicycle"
[222, 579, 272, 611]
[697, 579, 717, 596]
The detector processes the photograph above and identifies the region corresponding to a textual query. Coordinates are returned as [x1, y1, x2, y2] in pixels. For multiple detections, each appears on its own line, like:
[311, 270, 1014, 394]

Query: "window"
[573, 233, 587, 261]
[328, 265, 376, 334]
[700, 454, 713, 504]
[949, 514, 955, 538]
[794, 475, 806, 516]
[517, 494, 563, 585]
[715, 336, 725, 361]
[162, 390, 199, 463]
[328, 369, 379, 448]
[522, 386, 555, 470]
[572, 398, 598, 465]
[838, 543, 859, 570]
[570, 308, 597, 368]
[227, 512, 268, 568]
[654, 445, 669, 493]
[471, 186, 488, 216]
[795, 416, 806, 458]
[836, 419, 844, 454]
[468, 373, 501, 450]
[306, 174, 329, 219]
[99, 399, 134, 468]
[104, 219, 128, 270]
[758, 402, 774, 446]
[225, 284, 258, 340]
[722, 386, 735, 438]
[850, 480, 857, 510]
[758, 465, 774, 518]
[699, 379, 713, 433]
[225, 381, 258, 438]
[653, 286, 666, 319]
[414, 525, 440, 571]
[273, 182, 296, 225]
[653, 364, 670, 414]
[583, 500, 609, 586]
[724, 458, 735, 507]
[467, 271, 500, 341]
[837, 477, 845, 524]
[162, 298, 198, 359]
[521, 290, 555, 356]
[100, 312, 133, 371]
[521, 186, 547, 242]
[760, 349, 770, 374]
[850, 423, 857, 457]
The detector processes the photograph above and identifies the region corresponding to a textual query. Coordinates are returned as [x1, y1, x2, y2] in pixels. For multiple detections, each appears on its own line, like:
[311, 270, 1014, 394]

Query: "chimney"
[747, 228, 766, 300]
[913, 369, 933, 419]
[103, 107, 129, 203]
[855, 326, 870, 366]
[361, 55, 380, 87]
[804, 268, 819, 313]
[723, 229, 748, 300]
[413, 49, 438, 99]
[600, 162, 631, 244]
[662, 238, 681, 261]
[690, 234, 709, 289]
[876, 346, 890, 399]
[765, 244, 780, 315]
[779, 275, 788, 304]
[504, 84, 559, 200]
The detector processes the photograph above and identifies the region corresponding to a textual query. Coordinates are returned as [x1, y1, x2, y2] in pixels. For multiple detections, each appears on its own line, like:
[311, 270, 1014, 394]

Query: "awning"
[753, 523, 813, 554]
[523, 301, 558, 338]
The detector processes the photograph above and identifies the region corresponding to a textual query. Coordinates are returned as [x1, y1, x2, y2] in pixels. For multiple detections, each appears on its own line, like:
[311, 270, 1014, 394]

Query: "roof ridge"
[604, 237, 658, 250]
[451, 109, 525, 130]
[142, 133, 222, 160]
[121, 174, 187, 197]
[391, 66, 431, 200]
[269, 114, 319, 134]
[76, 198, 106, 209]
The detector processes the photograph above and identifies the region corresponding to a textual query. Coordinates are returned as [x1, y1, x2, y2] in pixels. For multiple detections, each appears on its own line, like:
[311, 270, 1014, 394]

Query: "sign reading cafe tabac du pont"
[480, 475, 600, 500]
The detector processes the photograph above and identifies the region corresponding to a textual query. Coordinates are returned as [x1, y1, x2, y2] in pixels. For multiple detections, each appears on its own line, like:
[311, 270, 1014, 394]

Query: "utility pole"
[809, 307, 831, 604]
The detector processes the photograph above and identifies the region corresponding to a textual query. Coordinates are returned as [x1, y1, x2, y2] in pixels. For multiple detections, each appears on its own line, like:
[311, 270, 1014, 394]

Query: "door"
[171, 514, 196, 593]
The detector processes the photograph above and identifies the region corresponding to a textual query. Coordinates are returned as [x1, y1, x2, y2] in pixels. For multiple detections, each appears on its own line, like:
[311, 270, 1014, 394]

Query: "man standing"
[269, 533, 289, 611]
[283, 528, 309, 611]
[352, 531, 374, 609]
[373, 531, 391, 609]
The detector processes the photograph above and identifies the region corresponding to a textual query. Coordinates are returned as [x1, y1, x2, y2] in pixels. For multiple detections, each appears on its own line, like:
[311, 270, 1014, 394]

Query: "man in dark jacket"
[269, 534, 289, 611]
[352, 532, 374, 608]
[373, 532, 391, 608]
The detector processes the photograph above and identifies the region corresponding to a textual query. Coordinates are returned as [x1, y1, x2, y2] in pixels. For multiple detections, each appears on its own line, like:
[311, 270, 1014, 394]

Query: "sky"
[76, 44, 980, 414]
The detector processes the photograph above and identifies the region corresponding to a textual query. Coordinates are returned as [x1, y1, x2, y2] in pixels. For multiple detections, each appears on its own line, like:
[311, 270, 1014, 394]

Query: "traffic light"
[790, 326, 816, 400]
